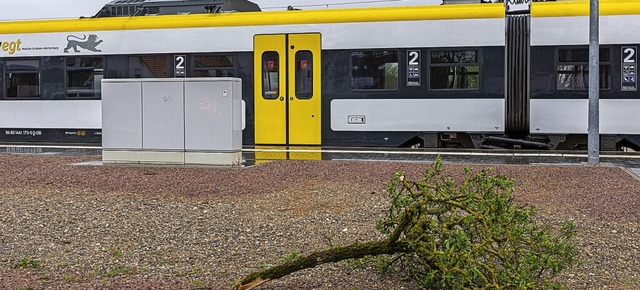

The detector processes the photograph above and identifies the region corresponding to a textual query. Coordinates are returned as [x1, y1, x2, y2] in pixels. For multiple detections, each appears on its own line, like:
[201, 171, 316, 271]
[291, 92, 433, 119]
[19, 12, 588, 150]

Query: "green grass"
[109, 245, 123, 258]
[102, 266, 137, 277]
[12, 258, 43, 269]
[282, 251, 301, 262]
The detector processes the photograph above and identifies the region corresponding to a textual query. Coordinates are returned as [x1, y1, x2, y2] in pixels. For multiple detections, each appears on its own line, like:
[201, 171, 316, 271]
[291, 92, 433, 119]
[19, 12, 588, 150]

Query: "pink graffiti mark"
[199, 97, 222, 118]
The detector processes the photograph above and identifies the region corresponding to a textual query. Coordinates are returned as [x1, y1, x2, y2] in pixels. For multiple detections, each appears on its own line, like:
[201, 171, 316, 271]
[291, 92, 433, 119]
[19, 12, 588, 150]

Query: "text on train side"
[0, 39, 22, 55]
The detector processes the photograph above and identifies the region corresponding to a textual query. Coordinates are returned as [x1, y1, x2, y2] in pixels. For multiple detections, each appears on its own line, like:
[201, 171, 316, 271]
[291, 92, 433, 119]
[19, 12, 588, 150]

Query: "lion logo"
[64, 34, 103, 53]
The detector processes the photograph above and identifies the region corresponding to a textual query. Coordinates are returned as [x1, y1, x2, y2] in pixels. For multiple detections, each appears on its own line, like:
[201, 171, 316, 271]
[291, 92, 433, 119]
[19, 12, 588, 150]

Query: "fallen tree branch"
[235, 240, 409, 290]
[235, 157, 577, 289]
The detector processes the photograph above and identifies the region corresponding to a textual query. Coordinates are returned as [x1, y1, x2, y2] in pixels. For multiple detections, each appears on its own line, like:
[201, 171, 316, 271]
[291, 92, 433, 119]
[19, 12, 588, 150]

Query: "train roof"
[1, 0, 639, 35]
[93, 0, 261, 17]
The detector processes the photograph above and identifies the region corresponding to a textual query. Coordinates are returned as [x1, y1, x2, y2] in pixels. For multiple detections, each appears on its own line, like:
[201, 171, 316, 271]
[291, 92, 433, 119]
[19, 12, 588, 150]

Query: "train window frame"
[127, 55, 169, 78]
[261, 51, 280, 100]
[350, 50, 399, 91]
[556, 46, 612, 91]
[295, 50, 313, 99]
[4, 58, 42, 99]
[65, 56, 104, 99]
[428, 49, 481, 91]
[191, 54, 236, 77]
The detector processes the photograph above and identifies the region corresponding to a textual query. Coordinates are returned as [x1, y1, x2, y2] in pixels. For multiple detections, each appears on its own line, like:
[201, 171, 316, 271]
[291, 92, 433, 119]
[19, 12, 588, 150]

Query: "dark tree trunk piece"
[236, 240, 409, 290]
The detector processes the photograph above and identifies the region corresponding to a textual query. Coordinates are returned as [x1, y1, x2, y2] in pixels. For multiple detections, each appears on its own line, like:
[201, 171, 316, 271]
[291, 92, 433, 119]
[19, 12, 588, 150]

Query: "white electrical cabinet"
[102, 78, 242, 166]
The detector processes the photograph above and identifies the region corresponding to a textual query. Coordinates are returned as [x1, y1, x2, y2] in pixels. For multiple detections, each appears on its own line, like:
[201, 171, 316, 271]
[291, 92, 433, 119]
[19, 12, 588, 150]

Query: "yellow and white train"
[1, 0, 639, 150]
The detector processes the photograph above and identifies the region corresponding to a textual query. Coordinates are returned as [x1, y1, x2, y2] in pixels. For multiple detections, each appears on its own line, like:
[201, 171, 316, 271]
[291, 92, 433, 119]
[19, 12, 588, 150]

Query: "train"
[1, 0, 640, 151]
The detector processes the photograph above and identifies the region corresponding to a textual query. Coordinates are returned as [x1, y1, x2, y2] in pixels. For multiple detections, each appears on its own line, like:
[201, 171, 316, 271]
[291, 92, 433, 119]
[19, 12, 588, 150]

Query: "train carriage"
[1, 0, 639, 150]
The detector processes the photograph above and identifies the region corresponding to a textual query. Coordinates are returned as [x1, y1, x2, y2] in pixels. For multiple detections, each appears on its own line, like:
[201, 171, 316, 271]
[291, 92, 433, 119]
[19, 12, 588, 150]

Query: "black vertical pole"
[504, 0, 531, 140]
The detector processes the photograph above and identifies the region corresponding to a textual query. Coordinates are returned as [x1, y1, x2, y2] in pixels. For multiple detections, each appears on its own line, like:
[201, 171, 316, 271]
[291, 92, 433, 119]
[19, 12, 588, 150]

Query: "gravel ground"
[0, 154, 639, 289]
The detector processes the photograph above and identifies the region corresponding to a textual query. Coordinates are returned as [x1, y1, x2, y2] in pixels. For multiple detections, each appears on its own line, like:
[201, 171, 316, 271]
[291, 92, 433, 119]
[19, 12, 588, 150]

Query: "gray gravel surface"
[0, 155, 639, 289]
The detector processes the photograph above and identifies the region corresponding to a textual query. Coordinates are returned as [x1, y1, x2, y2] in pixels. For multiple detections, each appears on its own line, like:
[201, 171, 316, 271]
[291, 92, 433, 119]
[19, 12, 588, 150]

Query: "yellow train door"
[254, 33, 321, 146]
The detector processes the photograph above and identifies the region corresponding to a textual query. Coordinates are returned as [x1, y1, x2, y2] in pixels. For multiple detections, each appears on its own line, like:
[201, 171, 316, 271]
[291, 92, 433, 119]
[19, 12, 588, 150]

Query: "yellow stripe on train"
[1, 1, 639, 35]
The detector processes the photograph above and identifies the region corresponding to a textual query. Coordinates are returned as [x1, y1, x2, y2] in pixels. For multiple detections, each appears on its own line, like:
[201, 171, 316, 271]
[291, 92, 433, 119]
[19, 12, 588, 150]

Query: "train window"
[295, 50, 313, 99]
[128, 56, 168, 78]
[192, 55, 235, 77]
[557, 48, 611, 90]
[351, 50, 398, 90]
[66, 57, 104, 98]
[5, 59, 40, 99]
[262, 51, 279, 99]
[429, 50, 479, 90]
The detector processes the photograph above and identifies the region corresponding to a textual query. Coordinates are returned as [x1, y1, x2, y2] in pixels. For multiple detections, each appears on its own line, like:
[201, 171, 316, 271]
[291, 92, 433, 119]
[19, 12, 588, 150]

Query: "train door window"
[556, 48, 611, 90]
[295, 50, 313, 99]
[192, 54, 235, 77]
[128, 55, 168, 78]
[66, 57, 104, 98]
[351, 50, 398, 90]
[261, 51, 279, 99]
[429, 49, 479, 90]
[5, 59, 40, 99]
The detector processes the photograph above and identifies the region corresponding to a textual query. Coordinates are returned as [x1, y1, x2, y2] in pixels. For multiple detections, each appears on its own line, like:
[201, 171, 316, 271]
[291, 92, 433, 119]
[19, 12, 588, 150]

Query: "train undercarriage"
[406, 132, 640, 152]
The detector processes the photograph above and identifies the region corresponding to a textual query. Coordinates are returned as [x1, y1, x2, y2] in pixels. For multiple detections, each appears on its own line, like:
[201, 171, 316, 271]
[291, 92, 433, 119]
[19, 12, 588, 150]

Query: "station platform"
[2, 144, 640, 168]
